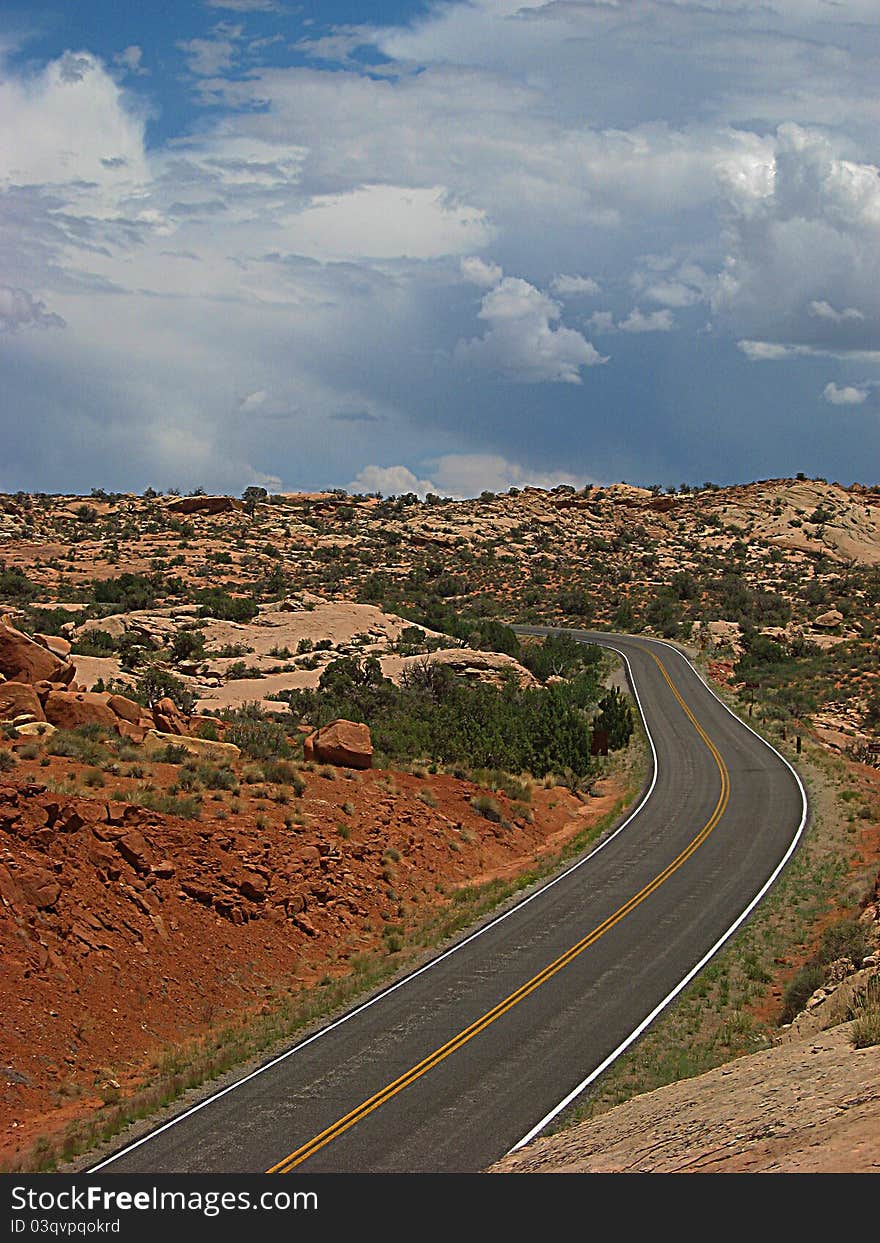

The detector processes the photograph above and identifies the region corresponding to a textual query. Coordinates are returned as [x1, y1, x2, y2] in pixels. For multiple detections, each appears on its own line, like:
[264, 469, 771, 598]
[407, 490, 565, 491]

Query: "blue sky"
[2, 1, 879, 497]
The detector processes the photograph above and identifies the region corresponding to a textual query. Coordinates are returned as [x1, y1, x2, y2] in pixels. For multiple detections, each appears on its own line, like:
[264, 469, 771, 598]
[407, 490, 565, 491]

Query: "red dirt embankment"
[0, 768, 625, 1170]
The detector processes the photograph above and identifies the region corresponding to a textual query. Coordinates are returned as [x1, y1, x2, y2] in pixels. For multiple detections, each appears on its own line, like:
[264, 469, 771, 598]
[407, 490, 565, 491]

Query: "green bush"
[780, 964, 825, 1024]
[196, 589, 258, 623]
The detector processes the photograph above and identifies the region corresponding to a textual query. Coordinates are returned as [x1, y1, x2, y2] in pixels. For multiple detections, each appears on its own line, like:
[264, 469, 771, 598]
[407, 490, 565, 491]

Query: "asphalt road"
[92, 631, 807, 1174]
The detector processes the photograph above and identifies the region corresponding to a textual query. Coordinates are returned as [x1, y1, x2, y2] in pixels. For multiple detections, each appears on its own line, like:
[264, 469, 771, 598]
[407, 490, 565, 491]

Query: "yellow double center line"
[268, 648, 730, 1173]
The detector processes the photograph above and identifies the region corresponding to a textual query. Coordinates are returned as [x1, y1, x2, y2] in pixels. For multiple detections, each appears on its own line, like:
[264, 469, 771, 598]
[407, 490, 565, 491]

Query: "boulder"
[0, 681, 46, 724]
[34, 633, 72, 659]
[152, 696, 188, 735]
[14, 721, 56, 739]
[19, 866, 62, 910]
[107, 694, 145, 724]
[117, 830, 151, 874]
[43, 691, 117, 731]
[0, 623, 75, 686]
[814, 608, 844, 629]
[239, 874, 268, 902]
[166, 495, 242, 516]
[142, 729, 241, 763]
[308, 719, 373, 770]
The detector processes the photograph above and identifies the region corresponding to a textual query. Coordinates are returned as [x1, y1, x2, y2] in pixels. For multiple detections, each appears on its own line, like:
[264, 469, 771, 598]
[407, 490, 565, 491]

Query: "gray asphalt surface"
[92, 631, 806, 1174]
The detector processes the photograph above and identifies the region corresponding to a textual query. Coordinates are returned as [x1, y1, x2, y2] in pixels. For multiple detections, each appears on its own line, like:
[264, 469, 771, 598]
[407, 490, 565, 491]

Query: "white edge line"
[507, 633, 809, 1155]
[89, 643, 657, 1171]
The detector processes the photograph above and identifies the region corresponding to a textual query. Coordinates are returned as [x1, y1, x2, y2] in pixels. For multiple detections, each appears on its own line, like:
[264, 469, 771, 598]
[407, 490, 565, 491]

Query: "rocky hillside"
[2, 475, 879, 1174]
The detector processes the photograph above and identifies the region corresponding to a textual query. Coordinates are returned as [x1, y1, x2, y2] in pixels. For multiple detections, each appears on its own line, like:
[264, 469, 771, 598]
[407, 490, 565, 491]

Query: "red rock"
[19, 867, 62, 910]
[114, 720, 147, 743]
[43, 691, 117, 730]
[181, 880, 213, 904]
[166, 495, 243, 515]
[87, 840, 120, 880]
[310, 719, 373, 770]
[0, 862, 26, 907]
[55, 800, 105, 833]
[0, 681, 46, 723]
[34, 634, 72, 658]
[292, 845, 321, 865]
[152, 697, 188, 735]
[107, 694, 144, 724]
[239, 873, 268, 902]
[0, 623, 75, 686]
[117, 830, 151, 873]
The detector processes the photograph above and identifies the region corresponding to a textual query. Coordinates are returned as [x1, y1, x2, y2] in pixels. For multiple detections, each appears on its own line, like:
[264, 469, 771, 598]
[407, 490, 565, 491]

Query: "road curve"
[91, 631, 807, 1174]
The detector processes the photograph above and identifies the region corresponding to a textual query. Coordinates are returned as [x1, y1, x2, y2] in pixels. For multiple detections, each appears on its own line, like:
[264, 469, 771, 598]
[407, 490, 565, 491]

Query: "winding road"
[91, 631, 807, 1174]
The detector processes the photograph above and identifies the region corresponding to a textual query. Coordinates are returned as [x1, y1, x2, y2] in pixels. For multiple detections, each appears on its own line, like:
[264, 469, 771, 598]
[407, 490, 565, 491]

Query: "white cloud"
[586, 307, 674, 333]
[348, 464, 438, 498]
[737, 340, 804, 361]
[809, 300, 865, 324]
[455, 277, 607, 383]
[177, 27, 242, 77]
[429, 453, 598, 498]
[619, 308, 675, 333]
[643, 281, 701, 308]
[551, 274, 601, 297]
[205, 1, 281, 10]
[0, 286, 65, 332]
[461, 256, 503, 287]
[822, 382, 869, 406]
[712, 125, 880, 354]
[586, 311, 615, 334]
[289, 185, 492, 261]
[113, 46, 148, 76]
[349, 454, 599, 500]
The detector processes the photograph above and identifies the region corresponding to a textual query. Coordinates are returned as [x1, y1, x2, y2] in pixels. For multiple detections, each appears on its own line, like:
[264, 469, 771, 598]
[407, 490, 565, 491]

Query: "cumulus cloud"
[712, 125, 880, 354]
[349, 454, 598, 500]
[428, 453, 597, 498]
[455, 277, 607, 383]
[822, 382, 871, 406]
[5, 3, 880, 493]
[205, 1, 281, 10]
[0, 286, 65, 333]
[292, 185, 492, 261]
[737, 340, 805, 361]
[177, 26, 242, 77]
[551, 275, 601, 297]
[348, 464, 438, 498]
[809, 301, 865, 324]
[619, 308, 675, 333]
[587, 308, 674, 333]
[461, 256, 503, 287]
[113, 46, 148, 76]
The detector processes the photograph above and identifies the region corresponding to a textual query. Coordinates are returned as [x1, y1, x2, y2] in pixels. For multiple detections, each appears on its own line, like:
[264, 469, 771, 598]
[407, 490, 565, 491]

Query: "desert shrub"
[92, 573, 159, 612]
[135, 667, 195, 713]
[849, 978, 880, 1049]
[48, 726, 110, 765]
[470, 794, 503, 822]
[155, 743, 189, 764]
[521, 633, 600, 682]
[225, 711, 292, 760]
[170, 630, 206, 663]
[780, 964, 826, 1025]
[0, 750, 19, 771]
[284, 656, 606, 779]
[196, 589, 258, 623]
[816, 918, 867, 967]
[593, 688, 634, 750]
[0, 566, 37, 601]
